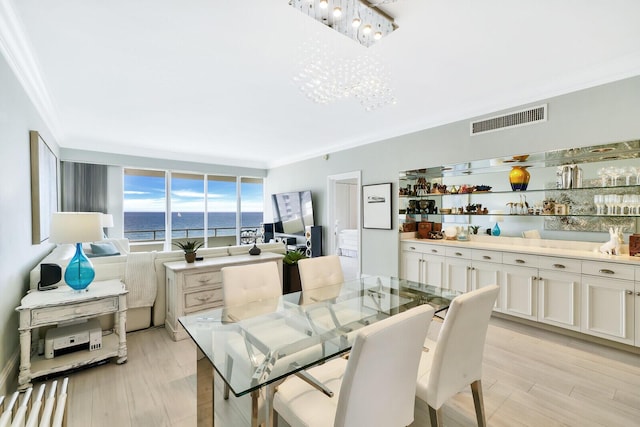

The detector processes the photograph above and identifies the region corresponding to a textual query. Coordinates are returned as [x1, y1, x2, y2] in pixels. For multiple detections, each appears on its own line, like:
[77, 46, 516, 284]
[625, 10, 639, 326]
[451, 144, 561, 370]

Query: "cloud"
[124, 190, 149, 195]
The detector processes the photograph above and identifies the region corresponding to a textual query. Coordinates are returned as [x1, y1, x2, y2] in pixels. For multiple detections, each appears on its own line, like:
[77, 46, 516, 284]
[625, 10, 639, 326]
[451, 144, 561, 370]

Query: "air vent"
[471, 104, 547, 135]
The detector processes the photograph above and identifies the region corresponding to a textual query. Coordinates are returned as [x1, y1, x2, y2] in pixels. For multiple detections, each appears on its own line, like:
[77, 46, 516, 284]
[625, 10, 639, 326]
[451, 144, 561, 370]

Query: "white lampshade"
[50, 212, 103, 244]
[101, 213, 114, 228]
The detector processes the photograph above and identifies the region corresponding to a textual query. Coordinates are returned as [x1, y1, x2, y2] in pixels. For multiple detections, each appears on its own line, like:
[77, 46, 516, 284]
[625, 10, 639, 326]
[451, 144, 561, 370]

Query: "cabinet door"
[538, 270, 580, 331]
[471, 260, 502, 311]
[581, 276, 634, 345]
[423, 254, 445, 287]
[445, 257, 471, 293]
[401, 250, 423, 283]
[635, 284, 640, 346]
[502, 264, 537, 321]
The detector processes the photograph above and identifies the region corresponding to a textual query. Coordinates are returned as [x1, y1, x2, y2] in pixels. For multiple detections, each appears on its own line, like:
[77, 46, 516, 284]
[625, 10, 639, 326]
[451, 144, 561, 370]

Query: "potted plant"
[173, 240, 204, 263]
[282, 250, 308, 294]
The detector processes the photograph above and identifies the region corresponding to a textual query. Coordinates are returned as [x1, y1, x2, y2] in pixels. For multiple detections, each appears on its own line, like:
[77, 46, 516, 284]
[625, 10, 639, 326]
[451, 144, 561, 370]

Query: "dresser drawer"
[31, 297, 119, 327]
[184, 288, 223, 312]
[445, 247, 472, 259]
[401, 242, 445, 255]
[538, 256, 581, 274]
[184, 271, 222, 289]
[582, 261, 634, 281]
[472, 249, 502, 264]
[502, 252, 539, 268]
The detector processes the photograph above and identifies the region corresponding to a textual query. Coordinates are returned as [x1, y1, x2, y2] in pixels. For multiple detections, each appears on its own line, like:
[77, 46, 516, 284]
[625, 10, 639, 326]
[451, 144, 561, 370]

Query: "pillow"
[87, 242, 120, 258]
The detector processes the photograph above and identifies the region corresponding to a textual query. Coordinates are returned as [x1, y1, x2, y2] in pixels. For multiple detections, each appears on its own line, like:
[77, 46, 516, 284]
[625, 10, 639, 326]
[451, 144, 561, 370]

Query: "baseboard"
[0, 348, 19, 396]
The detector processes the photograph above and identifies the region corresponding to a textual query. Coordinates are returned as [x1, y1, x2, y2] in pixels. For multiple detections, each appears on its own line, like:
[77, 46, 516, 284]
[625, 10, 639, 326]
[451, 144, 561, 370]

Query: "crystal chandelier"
[289, 0, 397, 48]
[293, 38, 396, 111]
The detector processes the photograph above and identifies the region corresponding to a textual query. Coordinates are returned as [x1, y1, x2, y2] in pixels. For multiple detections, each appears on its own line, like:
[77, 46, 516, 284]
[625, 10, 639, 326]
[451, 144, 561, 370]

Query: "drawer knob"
[196, 295, 212, 302]
[625, 290, 633, 295]
[636, 292, 640, 297]
[409, 246, 416, 250]
[552, 264, 565, 269]
[198, 276, 212, 283]
[483, 255, 491, 260]
[431, 249, 438, 253]
[455, 252, 463, 256]
[599, 269, 614, 275]
[515, 259, 525, 264]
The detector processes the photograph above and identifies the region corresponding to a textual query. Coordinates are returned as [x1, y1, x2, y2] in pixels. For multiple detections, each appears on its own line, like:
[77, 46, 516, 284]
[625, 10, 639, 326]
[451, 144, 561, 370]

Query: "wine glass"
[594, 195, 604, 215]
[621, 166, 636, 185]
[606, 166, 621, 186]
[597, 167, 608, 187]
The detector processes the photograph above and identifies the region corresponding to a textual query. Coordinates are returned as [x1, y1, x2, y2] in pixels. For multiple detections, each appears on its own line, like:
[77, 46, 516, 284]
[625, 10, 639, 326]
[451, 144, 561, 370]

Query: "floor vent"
[471, 104, 547, 135]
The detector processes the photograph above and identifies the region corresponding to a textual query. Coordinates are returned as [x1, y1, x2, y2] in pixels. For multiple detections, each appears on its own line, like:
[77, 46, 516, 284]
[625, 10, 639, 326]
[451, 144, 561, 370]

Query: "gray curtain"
[61, 161, 108, 213]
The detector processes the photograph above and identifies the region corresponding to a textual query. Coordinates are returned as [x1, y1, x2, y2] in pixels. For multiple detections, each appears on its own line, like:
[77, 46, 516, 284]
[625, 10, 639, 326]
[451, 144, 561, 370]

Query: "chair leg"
[470, 380, 486, 427]
[428, 405, 443, 427]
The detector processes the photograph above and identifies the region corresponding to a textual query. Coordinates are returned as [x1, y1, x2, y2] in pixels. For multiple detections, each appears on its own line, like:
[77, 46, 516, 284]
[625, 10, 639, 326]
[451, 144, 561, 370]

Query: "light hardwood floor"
[35, 317, 640, 426]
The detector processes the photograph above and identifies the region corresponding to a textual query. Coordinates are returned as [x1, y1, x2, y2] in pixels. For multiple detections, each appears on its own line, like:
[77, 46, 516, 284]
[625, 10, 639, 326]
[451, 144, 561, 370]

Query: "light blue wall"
[0, 54, 57, 389]
[266, 76, 640, 276]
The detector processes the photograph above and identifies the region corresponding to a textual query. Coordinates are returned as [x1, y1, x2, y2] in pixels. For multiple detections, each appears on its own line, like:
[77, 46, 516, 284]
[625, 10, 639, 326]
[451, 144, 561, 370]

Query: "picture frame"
[362, 182, 392, 229]
[30, 130, 59, 244]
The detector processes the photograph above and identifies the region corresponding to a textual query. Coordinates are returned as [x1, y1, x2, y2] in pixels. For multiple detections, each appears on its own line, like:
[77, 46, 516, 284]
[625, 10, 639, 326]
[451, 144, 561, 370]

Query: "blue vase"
[64, 243, 95, 291]
[492, 223, 501, 236]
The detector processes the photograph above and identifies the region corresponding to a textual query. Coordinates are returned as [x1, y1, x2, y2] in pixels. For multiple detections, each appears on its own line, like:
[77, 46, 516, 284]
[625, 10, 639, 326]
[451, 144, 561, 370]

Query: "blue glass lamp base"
[492, 223, 501, 236]
[64, 243, 96, 291]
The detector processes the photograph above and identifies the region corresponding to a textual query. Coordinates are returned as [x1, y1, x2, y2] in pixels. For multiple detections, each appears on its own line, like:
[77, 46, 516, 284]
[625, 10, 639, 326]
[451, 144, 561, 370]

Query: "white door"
[423, 254, 445, 288]
[471, 260, 502, 311]
[445, 257, 471, 293]
[401, 250, 422, 283]
[581, 275, 634, 345]
[502, 264, 538, 321]
[327, 172, 361, 280]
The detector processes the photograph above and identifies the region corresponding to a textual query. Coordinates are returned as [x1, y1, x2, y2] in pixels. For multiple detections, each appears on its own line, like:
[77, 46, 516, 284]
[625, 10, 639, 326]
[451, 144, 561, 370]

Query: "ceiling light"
[290, 0, 397, 47]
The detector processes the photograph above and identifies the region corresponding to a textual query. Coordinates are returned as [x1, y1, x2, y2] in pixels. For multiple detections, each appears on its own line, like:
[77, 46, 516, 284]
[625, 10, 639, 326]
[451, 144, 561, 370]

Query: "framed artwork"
[363, 182, 392, 229]
[30, 130, 58, 244]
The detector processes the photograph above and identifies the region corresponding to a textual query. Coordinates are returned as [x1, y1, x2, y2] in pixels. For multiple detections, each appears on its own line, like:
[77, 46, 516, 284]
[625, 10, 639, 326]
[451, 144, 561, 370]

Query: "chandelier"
[293, 38, 396, 111]
[289, 0, 398, 48]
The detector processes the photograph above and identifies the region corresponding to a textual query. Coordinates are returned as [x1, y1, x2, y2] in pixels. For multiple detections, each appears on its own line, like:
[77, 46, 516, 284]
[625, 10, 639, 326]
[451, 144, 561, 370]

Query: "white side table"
[16, 279, 128, 389]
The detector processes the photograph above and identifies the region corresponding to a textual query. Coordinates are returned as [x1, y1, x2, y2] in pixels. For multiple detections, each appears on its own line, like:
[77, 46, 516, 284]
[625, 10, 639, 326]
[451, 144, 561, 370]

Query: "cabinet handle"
[455, 252, 463, 256]
[636, 292, 640, 297]
[409, 246, 416, 250]
[531, 276, 537, 281]
[552, 264, 565, 269]
[599, 269, 615, 275]
[625, 290, 633, 295]
[515, 259, 525, 264]
[483, 255, 491, 260]
[431, 249, 438, 253]
[196, 295, 212, 302]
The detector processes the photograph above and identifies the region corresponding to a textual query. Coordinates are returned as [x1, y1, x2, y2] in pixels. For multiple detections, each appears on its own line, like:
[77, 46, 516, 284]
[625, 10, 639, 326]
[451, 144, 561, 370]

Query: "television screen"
[272, 190, 314, 236]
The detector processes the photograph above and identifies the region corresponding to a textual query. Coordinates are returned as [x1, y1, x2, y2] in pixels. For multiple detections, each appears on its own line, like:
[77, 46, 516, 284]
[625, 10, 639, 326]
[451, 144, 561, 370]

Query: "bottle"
[572, 165, 583, 188]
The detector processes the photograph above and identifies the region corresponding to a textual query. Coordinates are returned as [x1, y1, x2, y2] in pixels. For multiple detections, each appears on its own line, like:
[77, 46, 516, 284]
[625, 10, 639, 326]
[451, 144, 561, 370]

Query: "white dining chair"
[416, 284, 499, 427]
[297, 255, 344, 292]
[273, 304, 435, 427]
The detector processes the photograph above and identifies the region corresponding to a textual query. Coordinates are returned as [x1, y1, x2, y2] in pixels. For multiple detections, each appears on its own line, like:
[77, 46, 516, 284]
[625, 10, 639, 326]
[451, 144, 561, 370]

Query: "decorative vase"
[509, 166, 530, 191]
[185, 252, 197, 263]
[249, 243, 261, 255]
[492, 223, 501, 236]
[64, 243, 95, 291]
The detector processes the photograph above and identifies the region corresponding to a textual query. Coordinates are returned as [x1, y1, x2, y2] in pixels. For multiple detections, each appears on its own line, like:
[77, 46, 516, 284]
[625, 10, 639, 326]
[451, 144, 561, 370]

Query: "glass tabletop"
[178, 276, 459, 397]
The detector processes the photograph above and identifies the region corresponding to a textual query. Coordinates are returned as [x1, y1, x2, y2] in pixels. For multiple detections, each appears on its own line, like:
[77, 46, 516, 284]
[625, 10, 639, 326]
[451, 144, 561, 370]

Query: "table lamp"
[489, 210, 504, 236]
[50, 212, 103, 291]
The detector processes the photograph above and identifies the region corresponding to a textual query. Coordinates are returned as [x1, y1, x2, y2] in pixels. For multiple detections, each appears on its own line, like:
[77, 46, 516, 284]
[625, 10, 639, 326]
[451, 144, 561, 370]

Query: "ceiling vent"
[470, 104, 547, 136]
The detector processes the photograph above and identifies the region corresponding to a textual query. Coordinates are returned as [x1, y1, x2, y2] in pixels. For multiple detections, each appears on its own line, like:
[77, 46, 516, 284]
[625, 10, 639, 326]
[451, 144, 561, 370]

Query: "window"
[123, 169, 167, 242]
[123, 168, 263, 248]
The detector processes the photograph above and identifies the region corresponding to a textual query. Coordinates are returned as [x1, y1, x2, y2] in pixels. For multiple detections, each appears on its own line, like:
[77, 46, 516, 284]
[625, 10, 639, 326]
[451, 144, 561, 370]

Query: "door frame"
[327, 171, 362, 278]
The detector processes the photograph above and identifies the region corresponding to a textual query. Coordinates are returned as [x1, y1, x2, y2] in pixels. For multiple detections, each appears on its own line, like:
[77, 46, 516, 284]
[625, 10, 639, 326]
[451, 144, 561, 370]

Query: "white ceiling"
[4, 0, 640, 169]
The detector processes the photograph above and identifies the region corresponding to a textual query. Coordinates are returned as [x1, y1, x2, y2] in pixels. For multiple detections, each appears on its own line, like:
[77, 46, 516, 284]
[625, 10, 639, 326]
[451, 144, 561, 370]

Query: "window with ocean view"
[123, 168, 264, 248]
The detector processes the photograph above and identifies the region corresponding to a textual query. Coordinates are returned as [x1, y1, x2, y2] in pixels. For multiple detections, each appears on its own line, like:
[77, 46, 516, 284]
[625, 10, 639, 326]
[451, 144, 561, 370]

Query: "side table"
[16, 279, 128, 389]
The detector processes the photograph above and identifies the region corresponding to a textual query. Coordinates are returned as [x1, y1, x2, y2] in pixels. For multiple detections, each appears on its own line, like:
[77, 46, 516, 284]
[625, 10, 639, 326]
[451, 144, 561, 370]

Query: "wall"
[266, 75, 640, 277]
[0, 54, 57, 394]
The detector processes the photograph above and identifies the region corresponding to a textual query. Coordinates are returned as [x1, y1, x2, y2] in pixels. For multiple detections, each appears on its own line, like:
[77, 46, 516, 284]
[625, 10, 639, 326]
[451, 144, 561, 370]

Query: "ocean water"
[124, 211, 263, 241]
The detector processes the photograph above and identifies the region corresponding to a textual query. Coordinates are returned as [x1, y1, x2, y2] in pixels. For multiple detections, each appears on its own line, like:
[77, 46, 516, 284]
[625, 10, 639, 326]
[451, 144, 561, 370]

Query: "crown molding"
[0, 0, 61, 139]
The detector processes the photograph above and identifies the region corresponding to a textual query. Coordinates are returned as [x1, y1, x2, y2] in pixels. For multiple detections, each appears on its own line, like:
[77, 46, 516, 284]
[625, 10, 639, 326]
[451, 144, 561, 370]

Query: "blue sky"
[124, 174, 264, 212]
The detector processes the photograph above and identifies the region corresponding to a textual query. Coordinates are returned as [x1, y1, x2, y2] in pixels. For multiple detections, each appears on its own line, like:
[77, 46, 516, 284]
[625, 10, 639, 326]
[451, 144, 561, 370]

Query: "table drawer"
[184, 271, 222, 289]
[502, 252, 539, 268]
[184, 288, 223, 310]
[582, 261, 634, 281]
[538, 256, 581, 274]
[31, 297, 119, 327]
[472, 249, 502, 264]
[445, 247, 472, 259]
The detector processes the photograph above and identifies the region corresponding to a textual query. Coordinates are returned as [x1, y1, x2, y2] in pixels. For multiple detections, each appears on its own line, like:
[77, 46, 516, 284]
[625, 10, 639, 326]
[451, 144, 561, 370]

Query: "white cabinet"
[502, 264, 538, 321]
[581, 276, 635, 345]
[537, 257, 581, 331]
[400, 242, 445, 287]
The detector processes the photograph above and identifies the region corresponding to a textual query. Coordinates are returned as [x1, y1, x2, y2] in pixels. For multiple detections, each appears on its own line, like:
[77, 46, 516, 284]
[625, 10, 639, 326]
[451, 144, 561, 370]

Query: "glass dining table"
[178, 275, 460, 427]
